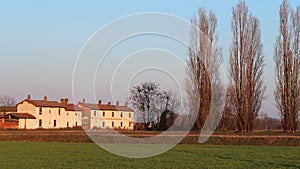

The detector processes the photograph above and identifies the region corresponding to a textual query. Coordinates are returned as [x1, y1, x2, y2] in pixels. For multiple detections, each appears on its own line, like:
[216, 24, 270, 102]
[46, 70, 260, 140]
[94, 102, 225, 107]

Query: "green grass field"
[0, 142, 299, 169]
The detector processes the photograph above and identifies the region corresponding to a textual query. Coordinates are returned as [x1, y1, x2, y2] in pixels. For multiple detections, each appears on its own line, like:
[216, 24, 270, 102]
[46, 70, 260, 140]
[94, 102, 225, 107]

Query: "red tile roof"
[30, 100, 66, 108]
[79, 103, 133, 112]
[65, 104, 83, 111]
[0, 106, 17, 112]
[101, 105, 134, 112]
[6, 113, 36, 119]
[18, 99, 67, 108]
[79, 103, 100, 110]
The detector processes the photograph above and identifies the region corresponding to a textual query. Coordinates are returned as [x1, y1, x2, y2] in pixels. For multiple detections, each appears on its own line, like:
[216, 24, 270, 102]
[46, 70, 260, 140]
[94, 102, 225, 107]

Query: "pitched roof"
[79, 103, 100, 110]
[65, 104, 83, 111]
[101, 105, 134, 112]
[6, 113, 36, 119]
[0, 106, 17, 112]
[79, 103, 133, 112]
[18, 99, 67, 108]
[30, 100, 67, 108]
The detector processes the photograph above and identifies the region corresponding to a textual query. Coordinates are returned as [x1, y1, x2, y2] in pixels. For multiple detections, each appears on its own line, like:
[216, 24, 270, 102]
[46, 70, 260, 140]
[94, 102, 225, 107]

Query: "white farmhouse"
[16, 95, 82, 129]
[78, 100, 134, 130]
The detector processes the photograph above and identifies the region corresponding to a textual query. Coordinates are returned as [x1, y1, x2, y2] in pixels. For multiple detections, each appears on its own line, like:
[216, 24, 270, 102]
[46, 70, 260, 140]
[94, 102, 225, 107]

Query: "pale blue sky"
[0, 0, 299, 117]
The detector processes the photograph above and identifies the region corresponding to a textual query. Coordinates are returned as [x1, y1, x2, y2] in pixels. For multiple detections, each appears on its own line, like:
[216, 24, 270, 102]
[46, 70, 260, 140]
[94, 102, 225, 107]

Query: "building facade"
[0, 106, 36, 129]
[78, 100, 134, 130]
[16, 95, 82, 129]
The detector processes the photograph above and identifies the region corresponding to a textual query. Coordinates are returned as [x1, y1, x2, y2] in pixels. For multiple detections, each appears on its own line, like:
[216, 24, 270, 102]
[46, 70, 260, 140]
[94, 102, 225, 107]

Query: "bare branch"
[229, 1, 265, 132]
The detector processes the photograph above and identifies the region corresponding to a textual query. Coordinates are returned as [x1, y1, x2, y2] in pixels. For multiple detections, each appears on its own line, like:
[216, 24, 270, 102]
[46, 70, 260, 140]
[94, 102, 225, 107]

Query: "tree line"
[129, 0, 300, 133]
[185, 0, 300, 133]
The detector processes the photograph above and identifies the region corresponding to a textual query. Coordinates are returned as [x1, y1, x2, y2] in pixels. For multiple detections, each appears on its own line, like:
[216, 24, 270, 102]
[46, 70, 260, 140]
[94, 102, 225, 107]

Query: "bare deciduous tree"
[186, 8, 223, 131]
[255, 114, 283, 130]
[0, 95, 16, 106]
[274, 0, 300, 133]
[218, 85, 236, 131]
[229, 1, 265, 132]
[129, 82, 179, 129]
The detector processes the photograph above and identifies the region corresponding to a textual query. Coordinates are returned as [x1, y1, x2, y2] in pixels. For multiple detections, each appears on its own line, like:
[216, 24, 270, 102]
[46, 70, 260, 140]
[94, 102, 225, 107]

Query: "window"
[58, 109, 60, 115]
[129, 113, 131, 118]
[120, 122, 123, 127]
[39, 119, 42, 127]
[112, 112, 114, 117]
[54, 120, 56, 127]
[102, 111, 105, 117]
[75, 113, 77, 116]
[49, 110, 51, 113]
[112, 121, 114, 128]
[129, 122, 131, 128]
[94, 111, 96, 117]
[120, 112, 123, 117]
[83, 119, 88, 127]
[102, 121, 105, 128]
[39, 107, 42, 115]
[67, 112, 69, 116]
[67, 122, 69, 128]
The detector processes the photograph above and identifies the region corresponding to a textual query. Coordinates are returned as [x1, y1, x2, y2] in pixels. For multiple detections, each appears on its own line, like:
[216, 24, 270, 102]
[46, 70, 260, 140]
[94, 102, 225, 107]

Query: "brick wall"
[0, 118, 19, 129]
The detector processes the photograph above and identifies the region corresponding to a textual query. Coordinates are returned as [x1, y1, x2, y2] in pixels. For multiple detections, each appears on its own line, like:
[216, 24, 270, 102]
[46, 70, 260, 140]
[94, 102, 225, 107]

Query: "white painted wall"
[18, 119, 36, 129]
[90, 110, 134, 130]
[17, 101, 39, 129]
[17, 101, 82, 129]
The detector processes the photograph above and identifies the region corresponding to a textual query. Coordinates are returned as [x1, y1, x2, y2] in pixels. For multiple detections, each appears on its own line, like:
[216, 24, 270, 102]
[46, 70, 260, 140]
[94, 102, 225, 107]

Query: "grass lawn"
[0, 142, 299, 169]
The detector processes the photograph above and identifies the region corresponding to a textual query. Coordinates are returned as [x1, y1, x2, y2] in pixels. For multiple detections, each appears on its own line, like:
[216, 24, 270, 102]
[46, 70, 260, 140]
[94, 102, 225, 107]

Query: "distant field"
[1, 130, 300, 146]
[0, 142, 300, 169]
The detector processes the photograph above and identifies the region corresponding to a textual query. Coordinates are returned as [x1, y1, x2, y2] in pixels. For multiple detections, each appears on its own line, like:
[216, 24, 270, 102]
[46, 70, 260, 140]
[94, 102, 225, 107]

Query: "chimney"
[125, 102, 128, 107]
[65, 98, 69, 105]
[108, 101, 111, 106]
[116, 101, 119, 106]
[60, 98, 64, 103]
[43, 96, 47, 101]
[27, 95, 31, 101]
[98, 100, 102, 105]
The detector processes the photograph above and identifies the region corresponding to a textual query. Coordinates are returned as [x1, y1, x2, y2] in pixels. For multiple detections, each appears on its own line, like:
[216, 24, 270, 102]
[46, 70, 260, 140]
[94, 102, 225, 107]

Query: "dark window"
[103, 121, 105, 127]
[83, 119, 88, 127]
[103, 111, 105, 117]
[39, 107, 42, 115]
[112, 121, 114, 128]
[58, 109, 61, 115]
[129, 113, 131, 118]
[39, 119, 42, 127]
[49, 110, 51, 113]
[120, 122, 123, 127]
[67, 122, 69, 128]
[129, 122, 131, 127]
[112, 112, 114, 117]
[94, 111, 96, 117]
[121, 112, 123, 117]
[54, 120, 56, 127]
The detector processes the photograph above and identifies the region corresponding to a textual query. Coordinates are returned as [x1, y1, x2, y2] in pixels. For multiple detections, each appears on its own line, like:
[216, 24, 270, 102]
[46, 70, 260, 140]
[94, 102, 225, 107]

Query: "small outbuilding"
[6, 113, 36, 129]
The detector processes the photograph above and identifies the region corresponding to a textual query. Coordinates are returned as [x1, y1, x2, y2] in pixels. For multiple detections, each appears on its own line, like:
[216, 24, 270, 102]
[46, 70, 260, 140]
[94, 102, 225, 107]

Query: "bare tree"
[186, 8, 223, 131]
[229, 1, 265, 132]
[0, 95, 16, 106]
[254, 115, 283, 130]
[274, 0, 300, 133]
[129, 82, 179, 129]
[218, 85, 236, 131]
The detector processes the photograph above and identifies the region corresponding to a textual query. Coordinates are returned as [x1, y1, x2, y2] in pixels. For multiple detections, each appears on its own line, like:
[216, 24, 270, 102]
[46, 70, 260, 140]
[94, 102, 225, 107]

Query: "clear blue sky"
[0, 0, 299, 118]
